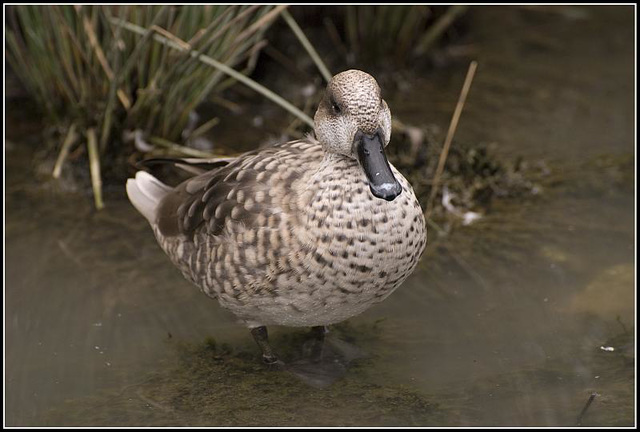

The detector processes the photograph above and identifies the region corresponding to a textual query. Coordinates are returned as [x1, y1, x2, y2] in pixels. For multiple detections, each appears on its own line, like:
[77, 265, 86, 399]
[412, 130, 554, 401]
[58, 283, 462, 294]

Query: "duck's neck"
[297, 151, 371, 217]
[311, 152, 364, 195]
[316, 152, 360, 178]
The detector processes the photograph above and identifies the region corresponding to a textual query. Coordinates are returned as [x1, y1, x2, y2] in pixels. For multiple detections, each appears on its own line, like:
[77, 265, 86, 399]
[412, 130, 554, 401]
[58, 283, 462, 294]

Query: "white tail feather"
[126, 171, 171, 224]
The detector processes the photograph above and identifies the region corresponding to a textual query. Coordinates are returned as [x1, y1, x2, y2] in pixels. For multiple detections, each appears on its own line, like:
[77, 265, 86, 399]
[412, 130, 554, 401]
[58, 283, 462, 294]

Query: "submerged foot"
[284, 332, 368, 388]
[251, 325, 367, 387]
[262, 355, 286, 371]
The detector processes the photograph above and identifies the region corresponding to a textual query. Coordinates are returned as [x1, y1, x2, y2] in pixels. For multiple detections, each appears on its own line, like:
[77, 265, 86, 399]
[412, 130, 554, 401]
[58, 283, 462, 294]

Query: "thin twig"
[577, 392, 597, 426]
[425, 60, 477, 218]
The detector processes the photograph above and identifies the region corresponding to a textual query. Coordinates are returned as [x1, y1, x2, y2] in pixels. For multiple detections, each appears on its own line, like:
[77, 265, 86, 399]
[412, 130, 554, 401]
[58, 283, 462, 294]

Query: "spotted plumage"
[127, 70, 427, 361]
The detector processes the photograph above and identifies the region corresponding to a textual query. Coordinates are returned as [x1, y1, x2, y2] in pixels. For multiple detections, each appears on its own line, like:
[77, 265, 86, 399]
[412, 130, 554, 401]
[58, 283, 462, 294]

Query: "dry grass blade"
[186, 6, 237, 46]
[425, 60, 478, 218]
[52, 123, 79, 178]
[189, 116, 220, 140]
[233, 5, 288, 47]
[86, 128, 104, 210]
[147, 136, 217, 158]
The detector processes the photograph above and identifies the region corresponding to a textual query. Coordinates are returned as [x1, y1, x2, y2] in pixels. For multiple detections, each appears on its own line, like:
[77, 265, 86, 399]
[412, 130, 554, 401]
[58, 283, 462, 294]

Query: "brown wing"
[154, 139, 322, 239]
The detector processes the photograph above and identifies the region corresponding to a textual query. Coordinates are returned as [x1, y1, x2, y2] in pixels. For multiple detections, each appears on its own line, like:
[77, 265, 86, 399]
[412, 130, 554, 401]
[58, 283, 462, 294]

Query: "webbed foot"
[285, 328, 367, 388]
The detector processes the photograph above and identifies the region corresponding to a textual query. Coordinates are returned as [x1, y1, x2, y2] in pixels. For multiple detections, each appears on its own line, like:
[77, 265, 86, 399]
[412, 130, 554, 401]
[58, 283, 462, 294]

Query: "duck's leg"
[305, 325, 327, 360]
[250, 326, 280, 365]
[310, 325, 328, 340]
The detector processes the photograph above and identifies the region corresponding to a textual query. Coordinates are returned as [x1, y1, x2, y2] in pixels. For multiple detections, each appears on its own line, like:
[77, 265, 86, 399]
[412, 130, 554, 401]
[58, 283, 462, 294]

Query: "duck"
[126, 69, 427, 364]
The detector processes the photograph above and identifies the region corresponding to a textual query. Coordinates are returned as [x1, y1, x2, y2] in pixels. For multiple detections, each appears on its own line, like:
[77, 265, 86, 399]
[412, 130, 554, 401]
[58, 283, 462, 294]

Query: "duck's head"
[314, 69, 402, 201]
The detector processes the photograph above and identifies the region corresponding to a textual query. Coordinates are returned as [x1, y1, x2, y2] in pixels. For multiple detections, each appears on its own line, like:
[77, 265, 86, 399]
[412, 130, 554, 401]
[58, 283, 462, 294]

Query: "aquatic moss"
[41, 326, 443, 427]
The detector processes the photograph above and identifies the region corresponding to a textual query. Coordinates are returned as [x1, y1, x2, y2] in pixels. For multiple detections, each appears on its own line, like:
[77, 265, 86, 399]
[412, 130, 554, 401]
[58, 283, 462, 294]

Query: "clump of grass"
[6, 5, 285, 207]
[326, 5, 468, 69]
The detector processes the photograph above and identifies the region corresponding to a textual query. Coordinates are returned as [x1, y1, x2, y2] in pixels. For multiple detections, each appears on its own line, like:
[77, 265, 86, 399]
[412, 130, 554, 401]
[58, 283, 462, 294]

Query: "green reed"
[340, 5, 468, 68]
[6, 5, 284, 208]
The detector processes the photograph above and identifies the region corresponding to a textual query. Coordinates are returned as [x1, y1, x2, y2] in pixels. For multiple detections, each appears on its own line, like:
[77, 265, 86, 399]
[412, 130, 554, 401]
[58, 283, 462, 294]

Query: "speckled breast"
[156, 154, 426, 328]
[274, 161, 427, 327]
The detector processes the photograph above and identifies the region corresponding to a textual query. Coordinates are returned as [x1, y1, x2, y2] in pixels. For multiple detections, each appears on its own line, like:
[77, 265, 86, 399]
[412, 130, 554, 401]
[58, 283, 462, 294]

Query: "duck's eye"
[331, 99, 341, 115]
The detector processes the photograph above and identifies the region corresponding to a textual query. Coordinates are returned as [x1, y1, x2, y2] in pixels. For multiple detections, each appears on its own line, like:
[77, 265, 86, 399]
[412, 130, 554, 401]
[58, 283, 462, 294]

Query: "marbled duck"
[127, 70, 427, 363]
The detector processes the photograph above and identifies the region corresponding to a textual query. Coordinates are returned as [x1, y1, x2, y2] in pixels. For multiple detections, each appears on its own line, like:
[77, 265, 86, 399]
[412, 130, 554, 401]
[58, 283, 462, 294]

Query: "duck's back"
[146, 139, 324, 313]
[155, 139, 322, 239]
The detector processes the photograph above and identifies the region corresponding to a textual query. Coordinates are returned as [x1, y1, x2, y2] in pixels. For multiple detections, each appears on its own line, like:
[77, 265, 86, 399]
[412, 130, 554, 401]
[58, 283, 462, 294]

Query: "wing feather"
[154, 140, 321, 239]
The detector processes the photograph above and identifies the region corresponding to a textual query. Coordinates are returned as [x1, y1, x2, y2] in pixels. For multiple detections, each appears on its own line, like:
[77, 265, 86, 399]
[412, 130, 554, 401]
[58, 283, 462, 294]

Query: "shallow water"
[5, 6, 635, 426]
